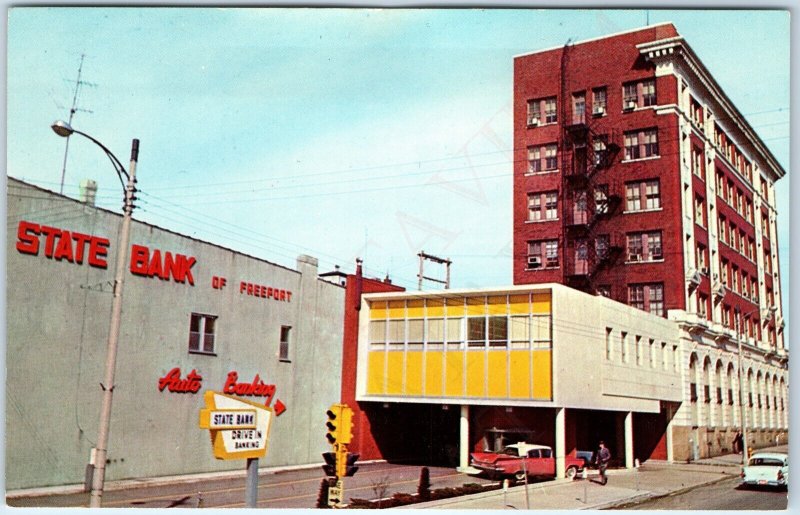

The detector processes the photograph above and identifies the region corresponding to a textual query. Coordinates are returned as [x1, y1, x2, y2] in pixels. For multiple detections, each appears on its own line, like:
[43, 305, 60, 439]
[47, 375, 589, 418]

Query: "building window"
[528, 96, 557, 125]
[189, 313, 217, 354]
[593, 135, 609, 167]
[595, 234, 610, 260]
[625, 179, 660, 212]
[624, 128, 659, 160]
[572, 91, 586, 124]
[279, 326, 291, 361]
[628, 283, 664, 316]
[592, 87, 607, 115]
[696, 243, 707, 270]
[626, 231, 662, 262]
[691, 146, 704, 179]
[594, 184, 609, 214]
[488, 316, 508, 348]
[527, 239, 559, 269]
[694, 195, 706, 227]
[605, 327, 613, 360]
[527, 143, 558, 173]
[690, 96, 704, 126]
[597, 285, 611, 298]
[467, 317, 486, 347]
[623, 79, 656, 109]
[621, 331, 629, 363]
[528, 191, 558, 221]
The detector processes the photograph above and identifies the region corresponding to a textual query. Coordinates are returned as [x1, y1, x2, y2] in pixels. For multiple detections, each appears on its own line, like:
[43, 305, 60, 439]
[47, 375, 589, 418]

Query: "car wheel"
[566, 466, 578, 481]
[514, 470, 526, 482]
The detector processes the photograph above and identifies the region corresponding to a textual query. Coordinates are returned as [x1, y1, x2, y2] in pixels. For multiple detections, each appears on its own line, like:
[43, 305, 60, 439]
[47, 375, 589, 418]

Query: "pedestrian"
[596, 441, 611, 485]
[732, 431, 743, 454]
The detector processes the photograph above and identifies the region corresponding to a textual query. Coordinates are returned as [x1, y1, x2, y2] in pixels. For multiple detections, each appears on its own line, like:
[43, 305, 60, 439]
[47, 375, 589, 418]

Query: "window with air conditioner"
[527, 255, 542, 268]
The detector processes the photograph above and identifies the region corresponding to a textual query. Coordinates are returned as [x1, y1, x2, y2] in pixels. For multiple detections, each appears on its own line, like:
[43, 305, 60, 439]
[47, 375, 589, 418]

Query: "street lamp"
[51, 120, 139, 507]
[734, 306, 766, 466]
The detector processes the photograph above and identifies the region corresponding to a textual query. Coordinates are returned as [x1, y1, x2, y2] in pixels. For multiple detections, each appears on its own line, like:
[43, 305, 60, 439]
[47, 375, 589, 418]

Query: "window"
[528, 96, 557, 125]
[621, 331, 629, 363]
[488, 316, 508, 347]
[528, 191, 558, 221]
[624, 128, 659, 160]
[605, 327, 613, 360]
[189, 313, 217, 354]
[623, 79, 656, 109]
[572, 92, 586, 124]
[635, 335, 642, 365]
[597, 285, 611, 298]
[690, 97, 704, 126]
[625, 179, 660, 211]
[719, 215, 728, 243]
[628, 283, 665, 316]
[593, 135, 609, 167]
[279, 326, 291, 361]
[592, 87, 607, 115]
[698, 292, 708, 318]
[527, 144, 558, 173]
[696, 243, 707, 270]
[595, 234, 610, 260]
[721, 258, 730, 287]
[527, 239, 559, 269]
[594, 184, 609, 214]
[694, 196, 706, 227]
[691, 146, 705, 179]
[467, 317, 486, 347]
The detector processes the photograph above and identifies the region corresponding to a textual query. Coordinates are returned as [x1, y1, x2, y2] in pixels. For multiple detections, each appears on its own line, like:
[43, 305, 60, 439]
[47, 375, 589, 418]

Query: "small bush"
[417, 467, 431, 500]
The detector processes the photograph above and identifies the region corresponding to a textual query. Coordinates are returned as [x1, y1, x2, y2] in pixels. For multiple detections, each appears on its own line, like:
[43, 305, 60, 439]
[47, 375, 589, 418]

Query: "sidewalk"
[410, 446, 787, 510]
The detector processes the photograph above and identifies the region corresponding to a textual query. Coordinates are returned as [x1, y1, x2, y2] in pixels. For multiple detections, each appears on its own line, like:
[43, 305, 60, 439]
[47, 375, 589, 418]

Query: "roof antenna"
[58, 53, 97, 195]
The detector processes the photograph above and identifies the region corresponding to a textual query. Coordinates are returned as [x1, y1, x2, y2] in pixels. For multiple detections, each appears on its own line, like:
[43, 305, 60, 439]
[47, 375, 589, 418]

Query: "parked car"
[468, 443, 586, 482]
[740, 452, 788, 490]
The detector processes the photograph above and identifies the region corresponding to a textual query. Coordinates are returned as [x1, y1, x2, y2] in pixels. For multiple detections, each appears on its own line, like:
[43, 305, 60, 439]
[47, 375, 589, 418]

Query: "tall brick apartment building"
[513, 23, 785, 354]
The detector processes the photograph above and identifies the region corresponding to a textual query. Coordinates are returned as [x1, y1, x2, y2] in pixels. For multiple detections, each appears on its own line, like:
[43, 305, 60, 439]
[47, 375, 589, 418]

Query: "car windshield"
[749, 457, 784, 467]
[502, 447, 521, 457]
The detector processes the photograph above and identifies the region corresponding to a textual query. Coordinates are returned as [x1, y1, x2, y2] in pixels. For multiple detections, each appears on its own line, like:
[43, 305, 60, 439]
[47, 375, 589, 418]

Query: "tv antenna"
[58, 53, 97, 195]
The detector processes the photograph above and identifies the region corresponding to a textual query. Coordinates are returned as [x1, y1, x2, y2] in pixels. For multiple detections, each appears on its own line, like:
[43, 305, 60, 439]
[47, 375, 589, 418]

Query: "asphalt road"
[7, 462, 495, 509]
[623, 476, 788, 510]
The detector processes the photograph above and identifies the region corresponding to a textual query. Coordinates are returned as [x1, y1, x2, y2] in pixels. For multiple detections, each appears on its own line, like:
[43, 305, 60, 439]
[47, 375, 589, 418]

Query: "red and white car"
[468, 443, 585, 482]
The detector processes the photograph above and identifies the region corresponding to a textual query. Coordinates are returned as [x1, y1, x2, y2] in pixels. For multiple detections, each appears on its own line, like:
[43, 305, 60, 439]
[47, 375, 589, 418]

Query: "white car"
[741, 452, 788, 489]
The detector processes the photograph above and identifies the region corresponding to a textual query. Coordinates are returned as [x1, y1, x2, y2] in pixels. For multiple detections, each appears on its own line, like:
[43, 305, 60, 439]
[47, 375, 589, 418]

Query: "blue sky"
[6, 8, 791, 325]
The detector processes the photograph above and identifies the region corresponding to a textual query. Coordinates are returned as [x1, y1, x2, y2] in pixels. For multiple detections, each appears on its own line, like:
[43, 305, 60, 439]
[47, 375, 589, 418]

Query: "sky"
[6, 8, 792, 333]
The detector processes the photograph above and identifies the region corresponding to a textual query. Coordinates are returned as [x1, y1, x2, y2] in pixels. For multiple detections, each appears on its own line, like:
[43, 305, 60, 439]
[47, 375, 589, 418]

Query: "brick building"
[512, 23, 785, 354]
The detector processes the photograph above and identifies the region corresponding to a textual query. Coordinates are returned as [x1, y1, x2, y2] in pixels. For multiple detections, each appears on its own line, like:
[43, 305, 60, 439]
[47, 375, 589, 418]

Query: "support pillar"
[555, 407, 566, 478]
[624, 411, 634, 469]
[458, 405, 470, 472]
[666, 405, 674, 463]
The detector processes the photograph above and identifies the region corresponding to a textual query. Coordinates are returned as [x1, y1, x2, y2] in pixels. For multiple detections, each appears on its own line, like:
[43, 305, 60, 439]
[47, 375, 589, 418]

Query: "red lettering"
[157, 367, 203, 393]
[164, 252, 180, 282]
[53, 230, 74, 262]
[182, 256, 196, 285]
[273, 399, 286, 416]
[72, 232, 91, 264]
[286, 291, 292, 302]
[247, 283, 254, 295]
[130, 244, 149, 275]
[260, 285, 267, 298]
[267, 287, 273, 298]
[240, 281, 247, 293]
[279, 290, 286, 301]
[148, 249, 164, 279]
[88, 237, 109, 268]
[40, 225, 60, 258]
[223, 371, 239, 394]
[15, 221, 40, 255]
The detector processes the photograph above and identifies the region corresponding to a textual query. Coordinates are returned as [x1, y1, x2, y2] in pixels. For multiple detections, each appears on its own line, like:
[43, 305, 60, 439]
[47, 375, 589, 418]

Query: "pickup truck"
[469, 443, 586, 482]
[740, 452, 788, 489]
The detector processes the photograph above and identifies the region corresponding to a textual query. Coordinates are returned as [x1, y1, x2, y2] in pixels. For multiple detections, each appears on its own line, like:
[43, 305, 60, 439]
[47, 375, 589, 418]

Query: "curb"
[6, 459, 388, 499]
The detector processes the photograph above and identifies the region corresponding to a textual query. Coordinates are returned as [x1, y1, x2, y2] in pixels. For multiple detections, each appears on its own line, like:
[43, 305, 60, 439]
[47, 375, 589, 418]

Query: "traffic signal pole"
[246, 458, 258, 508]
[323, 404, 357, 507]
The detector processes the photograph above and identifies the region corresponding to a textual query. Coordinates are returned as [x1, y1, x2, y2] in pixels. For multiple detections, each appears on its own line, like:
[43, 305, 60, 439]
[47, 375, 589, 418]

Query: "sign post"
[199, 391, 274, 508]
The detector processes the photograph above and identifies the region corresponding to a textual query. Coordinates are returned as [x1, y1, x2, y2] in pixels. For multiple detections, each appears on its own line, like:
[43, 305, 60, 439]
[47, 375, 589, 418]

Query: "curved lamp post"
[51, 120, 139, 507]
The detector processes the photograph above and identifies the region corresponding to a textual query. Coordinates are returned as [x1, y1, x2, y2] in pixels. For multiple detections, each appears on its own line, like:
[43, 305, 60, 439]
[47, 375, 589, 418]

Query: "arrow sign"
[199, 391, 273, 460]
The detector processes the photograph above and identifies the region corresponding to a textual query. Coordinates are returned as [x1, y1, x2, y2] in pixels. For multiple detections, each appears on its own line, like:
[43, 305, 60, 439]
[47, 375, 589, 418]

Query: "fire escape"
[559, 43, 624, 294]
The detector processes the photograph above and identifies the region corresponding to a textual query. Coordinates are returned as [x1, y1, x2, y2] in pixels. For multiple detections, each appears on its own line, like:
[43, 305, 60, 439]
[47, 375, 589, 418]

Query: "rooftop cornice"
[637, 37, 786, 181]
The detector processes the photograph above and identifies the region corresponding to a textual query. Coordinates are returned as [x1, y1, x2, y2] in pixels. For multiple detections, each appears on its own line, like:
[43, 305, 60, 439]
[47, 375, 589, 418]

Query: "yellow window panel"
[445, 298, 466, 317]
[406, 299, 425, 318]
[487, 295, 508, 315]
[387, 300, 405, 319]
[509, 350, 531, 398]
[532, 350, 552, 400]
[466, 296, 487, 316]
[386, 352, 404, 395]
[367, 352, 386, 394]
[532, 292, 552, 314]
[425, 352, 444, 397]
[426, 299, 445, 317]
[444, 352, 465, 397]
[487, 351, 508, 398]
[466, 352, 486, 397]
[369, 301, 388, 319]
[405, 352, 424, 395]
[509, 294, 531, 314]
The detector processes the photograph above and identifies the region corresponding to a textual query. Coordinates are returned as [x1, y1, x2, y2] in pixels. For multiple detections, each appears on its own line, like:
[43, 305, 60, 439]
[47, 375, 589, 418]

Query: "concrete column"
[624, 411, 634, 469]
[666, 405, 674, 463]
[458, 405, 470, 471]
[555, 407, 565, 479]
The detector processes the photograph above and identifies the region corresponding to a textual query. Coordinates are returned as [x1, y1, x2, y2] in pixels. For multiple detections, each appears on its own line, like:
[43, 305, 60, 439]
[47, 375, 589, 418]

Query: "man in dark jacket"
[596, 441, 611, 485]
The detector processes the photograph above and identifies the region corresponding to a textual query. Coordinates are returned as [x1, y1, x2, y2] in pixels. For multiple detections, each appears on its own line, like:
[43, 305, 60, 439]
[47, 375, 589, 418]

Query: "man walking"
[596, 441, 611, 485]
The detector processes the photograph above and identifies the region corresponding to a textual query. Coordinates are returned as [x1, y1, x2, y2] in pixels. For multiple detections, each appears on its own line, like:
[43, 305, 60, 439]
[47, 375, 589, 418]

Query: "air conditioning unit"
[628, 253, 642, 262]
[592, 105, 605, 116]
[624, 100, 637, 111]
[528, 117, 540, 127]
[527, 256, 542, 268]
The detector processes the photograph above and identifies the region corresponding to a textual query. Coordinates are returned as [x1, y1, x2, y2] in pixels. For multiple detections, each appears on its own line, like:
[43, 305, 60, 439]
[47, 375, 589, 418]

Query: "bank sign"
[199, 391, 274, 460]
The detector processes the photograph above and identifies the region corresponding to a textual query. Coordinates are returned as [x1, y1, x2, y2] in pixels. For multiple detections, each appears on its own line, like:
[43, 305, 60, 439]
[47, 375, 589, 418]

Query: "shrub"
[417, 467, 431, 500]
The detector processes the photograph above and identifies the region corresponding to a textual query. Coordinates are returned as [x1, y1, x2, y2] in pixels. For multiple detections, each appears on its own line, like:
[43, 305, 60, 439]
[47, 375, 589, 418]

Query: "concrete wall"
[6, 179, 345, 490]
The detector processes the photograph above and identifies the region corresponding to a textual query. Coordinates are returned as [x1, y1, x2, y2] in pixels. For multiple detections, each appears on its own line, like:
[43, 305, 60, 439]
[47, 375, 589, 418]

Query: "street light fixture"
[51, 120, 139, 507]
[734, 306, 768, 466]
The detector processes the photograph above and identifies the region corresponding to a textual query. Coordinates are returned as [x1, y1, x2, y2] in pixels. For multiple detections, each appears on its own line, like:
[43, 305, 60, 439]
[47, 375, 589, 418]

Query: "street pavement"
[409, 445, 788, 510]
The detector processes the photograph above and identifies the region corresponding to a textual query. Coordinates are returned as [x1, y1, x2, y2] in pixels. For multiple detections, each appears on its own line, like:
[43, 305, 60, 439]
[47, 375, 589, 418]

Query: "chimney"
[79, 179, 98, 206]
[355, 258, 363, 311]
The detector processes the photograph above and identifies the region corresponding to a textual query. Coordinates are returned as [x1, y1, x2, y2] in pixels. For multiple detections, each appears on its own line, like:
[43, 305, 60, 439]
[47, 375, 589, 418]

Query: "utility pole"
[735, 309, 749, 466]
[58, 54, 96, 194]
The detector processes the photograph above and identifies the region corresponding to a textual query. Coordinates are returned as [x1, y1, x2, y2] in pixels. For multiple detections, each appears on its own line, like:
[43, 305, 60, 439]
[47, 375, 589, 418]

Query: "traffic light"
[345, 452, 360, 477]
[339, 405, 353, 445]
[325, 404, 343, 445]
[322, 451, 337, 477]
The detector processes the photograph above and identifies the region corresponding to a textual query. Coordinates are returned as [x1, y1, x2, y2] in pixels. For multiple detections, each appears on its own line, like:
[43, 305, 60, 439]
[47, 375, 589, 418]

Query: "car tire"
[566, 466, 578, 481]
[514, 471, 526, 482]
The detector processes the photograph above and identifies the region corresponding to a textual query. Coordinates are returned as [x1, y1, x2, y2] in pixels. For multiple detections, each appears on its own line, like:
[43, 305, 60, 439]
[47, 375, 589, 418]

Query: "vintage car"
[468, 443, 586, 481]
[740, 452, 788, 489]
